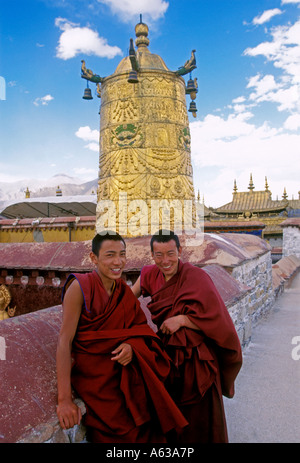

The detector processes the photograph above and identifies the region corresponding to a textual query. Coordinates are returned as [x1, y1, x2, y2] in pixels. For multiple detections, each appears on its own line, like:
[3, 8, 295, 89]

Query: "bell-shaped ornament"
[128, 70, 138, 83]
[186, 78, 197, 95]
[82, 83, 93, 100]
[188, 101, 197, 113]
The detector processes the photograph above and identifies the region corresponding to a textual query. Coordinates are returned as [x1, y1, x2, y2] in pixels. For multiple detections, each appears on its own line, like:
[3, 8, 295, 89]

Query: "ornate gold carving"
[140, 76, 174, 97]
[96, 25, 196, 235]
[111, 99, 139, 123]
[111, 124, 143, 149]
[143, 98, 174, 122]
[81, 60, 103, 83]
[0, 285, 16, 321]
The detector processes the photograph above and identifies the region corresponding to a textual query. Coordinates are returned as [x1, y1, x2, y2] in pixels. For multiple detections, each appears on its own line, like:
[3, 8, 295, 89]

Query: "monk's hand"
[111, 343, 133, 366]
[56, 398, 82, 430]
[160, 315, 184, 335]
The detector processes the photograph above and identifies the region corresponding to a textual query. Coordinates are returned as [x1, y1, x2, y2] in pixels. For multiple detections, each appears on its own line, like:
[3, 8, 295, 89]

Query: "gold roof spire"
[233, 179, 238, 194]
[265, 176, 269, 192]
[135, 14, 150, 49]
[248, 173, 255, 191]
[282, 187, 288, 200]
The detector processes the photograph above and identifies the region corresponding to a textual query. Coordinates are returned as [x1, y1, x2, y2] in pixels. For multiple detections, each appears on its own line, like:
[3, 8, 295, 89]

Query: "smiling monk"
[56, 232, 187, 443]
[132, 230, 243, 443]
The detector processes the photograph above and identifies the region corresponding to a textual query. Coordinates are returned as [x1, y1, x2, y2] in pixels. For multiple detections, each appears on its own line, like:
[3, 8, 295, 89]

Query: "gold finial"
[233, 179, 238, 194]
[25, 187, 30, 198]
[135, 14, 150, 48]
[197, 189, 200, 202]
[282, 187, 288, 200]
[248, 173, 254, 191]
[265, 176, 270, 192]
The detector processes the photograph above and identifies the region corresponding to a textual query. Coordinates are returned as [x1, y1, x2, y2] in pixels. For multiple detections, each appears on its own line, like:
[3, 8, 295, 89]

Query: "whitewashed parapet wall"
[281, 218, 300, 259]
[201, 235, 274, 345]
[230, 250, 274, 334]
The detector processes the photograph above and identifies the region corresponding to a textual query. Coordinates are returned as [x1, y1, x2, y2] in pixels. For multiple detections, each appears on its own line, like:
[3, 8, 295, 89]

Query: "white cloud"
[55, 17, 122, 60]
[247, 74, 278, 98]
[192, 11, 299, 207]
[191, 112, 255, 144]
[263, 85, 299, 111]
[242, 17, 300, 116]
[33, 94, 54, 106]
[75, 126, 99, 142]
[232, 96, 246, 104]
[84, 142, 99, 152]
[190, 114, 300, 206]
[284, 113, 300, 130]
[281, 0, 300, 4]
[75, 126, 99, 152]
[245, 73, 300, 112]
[252, 9, 283, 25]
[244, 19, 300, 85]
[190, 114, 281, 170]
[97, 0, 169, 21]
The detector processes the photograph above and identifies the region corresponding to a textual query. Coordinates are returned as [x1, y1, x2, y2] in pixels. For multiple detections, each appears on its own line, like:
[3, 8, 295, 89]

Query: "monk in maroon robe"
[56, 232, 187, 443]
[132, 230, 243, 443]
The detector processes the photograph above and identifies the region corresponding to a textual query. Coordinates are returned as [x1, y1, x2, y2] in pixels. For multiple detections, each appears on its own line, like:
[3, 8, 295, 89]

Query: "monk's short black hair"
[92, 231, 126, 256]
[150, 229, 181, 252]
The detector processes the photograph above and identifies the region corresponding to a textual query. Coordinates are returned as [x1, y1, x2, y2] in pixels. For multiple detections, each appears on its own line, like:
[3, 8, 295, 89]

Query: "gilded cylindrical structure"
[96, 21, 195, 236]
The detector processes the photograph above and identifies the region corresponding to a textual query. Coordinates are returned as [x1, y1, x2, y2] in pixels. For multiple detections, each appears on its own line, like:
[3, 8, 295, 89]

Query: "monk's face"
[90, 240, 126, 285]
[151, 240, 182, 281]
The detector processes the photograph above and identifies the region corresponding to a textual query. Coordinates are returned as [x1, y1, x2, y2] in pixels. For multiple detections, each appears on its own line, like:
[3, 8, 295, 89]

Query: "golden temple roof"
[215, 190, 288, 213]
[215, 176, 293, 213]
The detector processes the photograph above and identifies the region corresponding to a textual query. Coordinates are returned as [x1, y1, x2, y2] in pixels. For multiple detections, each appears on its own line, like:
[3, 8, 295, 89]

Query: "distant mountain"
[0, 175, 98, 202]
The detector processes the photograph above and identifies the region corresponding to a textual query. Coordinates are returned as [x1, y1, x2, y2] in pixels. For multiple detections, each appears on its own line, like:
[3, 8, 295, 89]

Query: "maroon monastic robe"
[140, 260, 243, 443]
[62, 270, 188, 443]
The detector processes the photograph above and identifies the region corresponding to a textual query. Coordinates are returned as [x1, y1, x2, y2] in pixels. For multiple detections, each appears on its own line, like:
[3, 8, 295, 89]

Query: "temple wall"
[0, 217, 95, 243]
[0, 306, 87, 443]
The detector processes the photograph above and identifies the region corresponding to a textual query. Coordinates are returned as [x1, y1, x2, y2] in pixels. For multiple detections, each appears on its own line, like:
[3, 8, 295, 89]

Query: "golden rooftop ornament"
[80, 16, 199, 236]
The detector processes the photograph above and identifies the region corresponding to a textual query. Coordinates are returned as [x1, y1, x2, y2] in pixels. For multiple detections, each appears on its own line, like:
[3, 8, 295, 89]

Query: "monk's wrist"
[57, 387, 73, 403]
[178, 315, 187, 327]
[58, 395, 73, 405]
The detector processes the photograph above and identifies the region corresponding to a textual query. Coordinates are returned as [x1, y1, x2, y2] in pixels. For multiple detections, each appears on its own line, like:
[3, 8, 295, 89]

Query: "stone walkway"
[224, 272, 300, 443]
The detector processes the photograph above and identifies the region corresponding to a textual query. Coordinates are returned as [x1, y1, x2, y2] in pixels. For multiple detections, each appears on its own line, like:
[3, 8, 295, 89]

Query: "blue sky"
[0, 0, 299, 207]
